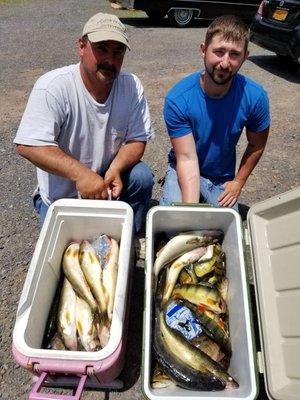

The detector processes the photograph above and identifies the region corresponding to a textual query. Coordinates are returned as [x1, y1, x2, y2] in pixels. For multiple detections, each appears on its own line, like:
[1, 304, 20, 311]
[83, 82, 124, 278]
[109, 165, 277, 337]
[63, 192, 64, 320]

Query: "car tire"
[145, 9, 167, 23]
[168, 8, 195, 28]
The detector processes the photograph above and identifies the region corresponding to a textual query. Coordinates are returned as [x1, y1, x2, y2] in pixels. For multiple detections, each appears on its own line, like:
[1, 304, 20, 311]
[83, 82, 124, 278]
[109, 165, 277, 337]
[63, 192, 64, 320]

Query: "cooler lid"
[247, 186, 300, 400]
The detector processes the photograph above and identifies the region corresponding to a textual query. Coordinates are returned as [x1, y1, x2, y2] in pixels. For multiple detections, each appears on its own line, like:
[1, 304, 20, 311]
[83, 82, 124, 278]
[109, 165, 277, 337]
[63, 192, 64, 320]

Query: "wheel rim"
[174, 9, 193, 24]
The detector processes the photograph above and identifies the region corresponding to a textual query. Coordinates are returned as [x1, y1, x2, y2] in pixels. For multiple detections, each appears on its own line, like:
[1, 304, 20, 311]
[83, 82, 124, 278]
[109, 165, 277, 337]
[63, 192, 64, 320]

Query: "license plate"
[272, 8, 288, 21]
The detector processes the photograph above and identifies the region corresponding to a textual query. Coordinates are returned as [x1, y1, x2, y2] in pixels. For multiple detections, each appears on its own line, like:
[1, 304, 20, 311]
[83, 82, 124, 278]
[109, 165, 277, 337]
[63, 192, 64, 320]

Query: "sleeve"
[13, 87, 65, 146]
[125, 76, 154, 142]
[163, 96, 192, 138]
[246, 89, 270, 133]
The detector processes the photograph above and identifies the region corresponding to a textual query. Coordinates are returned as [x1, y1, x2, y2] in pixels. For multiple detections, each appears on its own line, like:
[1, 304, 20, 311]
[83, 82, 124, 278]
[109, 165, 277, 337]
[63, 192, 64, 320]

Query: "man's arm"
[218, 127, 269, 207]
[16, 144, 108, 199]
[171, 134, 200, 203]
[104, 141, 146, 198]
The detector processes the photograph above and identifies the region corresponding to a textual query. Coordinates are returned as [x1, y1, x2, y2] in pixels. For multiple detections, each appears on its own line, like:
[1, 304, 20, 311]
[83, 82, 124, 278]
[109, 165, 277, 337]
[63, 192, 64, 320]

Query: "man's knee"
[128, 162, 154, 192]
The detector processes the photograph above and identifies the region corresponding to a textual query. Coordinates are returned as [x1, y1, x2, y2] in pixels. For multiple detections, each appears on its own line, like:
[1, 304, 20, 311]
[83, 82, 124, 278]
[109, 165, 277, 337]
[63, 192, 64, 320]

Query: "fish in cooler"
[44, 234, 120, 352]
[151, 229, 239, 392]
[62, 242, 97, 312]
[57, 277, 77, 351]
[79, 240, 108, 318]
[102, 237, 119, 321]
[76, 296, 101, 352]
[155, 310, 238, 390]
[172, 283, 227, 314]
[154, 233, 222, 277]
[162, 246, 208, 305]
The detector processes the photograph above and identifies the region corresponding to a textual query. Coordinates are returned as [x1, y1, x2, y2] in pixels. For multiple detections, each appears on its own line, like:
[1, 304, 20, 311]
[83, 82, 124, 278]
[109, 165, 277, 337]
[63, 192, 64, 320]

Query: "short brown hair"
[205, 15, 249, 52]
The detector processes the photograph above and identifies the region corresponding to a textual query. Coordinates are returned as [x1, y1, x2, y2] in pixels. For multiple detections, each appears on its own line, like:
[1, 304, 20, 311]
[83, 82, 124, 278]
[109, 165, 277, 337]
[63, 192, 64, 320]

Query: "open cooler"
[142, 186, 300, 400]
[12, 199, 134, 399]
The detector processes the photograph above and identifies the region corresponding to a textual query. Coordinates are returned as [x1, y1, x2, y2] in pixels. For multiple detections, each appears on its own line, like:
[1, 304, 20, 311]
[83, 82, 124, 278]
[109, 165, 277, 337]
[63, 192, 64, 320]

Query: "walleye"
[79, 240, 107, 316]
[57, 278, 77, 351]
[102, 238, 119, 321]
[158, 311, 238, 389]
[172, 283, 226, 314]
[154, 234, 218, 277]
[76, 296, 101, 352]
[153, 309, 225, 391]
[162, 247, 207, 305]
[62, 242, 97, 312]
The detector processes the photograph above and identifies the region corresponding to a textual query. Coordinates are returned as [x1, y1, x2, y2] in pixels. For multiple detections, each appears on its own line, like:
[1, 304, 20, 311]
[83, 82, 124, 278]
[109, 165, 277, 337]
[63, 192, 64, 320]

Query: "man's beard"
[205, 63, 234, 85]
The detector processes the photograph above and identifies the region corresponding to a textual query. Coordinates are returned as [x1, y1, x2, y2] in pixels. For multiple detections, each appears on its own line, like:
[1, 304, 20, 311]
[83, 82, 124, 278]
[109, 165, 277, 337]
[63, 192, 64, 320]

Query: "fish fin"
[76, 320, 83, 336]
[198, 304, 208, 312]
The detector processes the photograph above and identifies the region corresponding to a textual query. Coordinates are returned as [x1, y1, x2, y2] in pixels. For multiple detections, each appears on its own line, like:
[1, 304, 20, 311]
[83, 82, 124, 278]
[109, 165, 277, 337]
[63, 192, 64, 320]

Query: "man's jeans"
[160, 163, 239, 212]
[34, 161, 154, 234]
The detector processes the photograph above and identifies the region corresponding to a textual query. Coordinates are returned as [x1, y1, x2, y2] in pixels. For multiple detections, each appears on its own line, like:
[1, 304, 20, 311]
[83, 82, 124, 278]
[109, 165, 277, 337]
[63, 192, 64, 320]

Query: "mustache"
[97, 64, 117, 74]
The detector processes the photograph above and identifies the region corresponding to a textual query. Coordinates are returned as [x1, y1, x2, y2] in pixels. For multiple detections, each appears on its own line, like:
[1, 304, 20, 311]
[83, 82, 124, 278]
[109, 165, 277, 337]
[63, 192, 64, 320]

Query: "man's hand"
[218, 180, 243, 207]
[104, 167, 123, 199]
[76, 169, 108, 199]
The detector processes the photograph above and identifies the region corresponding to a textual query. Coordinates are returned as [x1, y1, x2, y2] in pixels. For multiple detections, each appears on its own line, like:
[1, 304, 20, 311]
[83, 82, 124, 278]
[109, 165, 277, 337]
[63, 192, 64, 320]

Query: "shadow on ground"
[118, 267, 145, 391]
[248, 55, 300, 82]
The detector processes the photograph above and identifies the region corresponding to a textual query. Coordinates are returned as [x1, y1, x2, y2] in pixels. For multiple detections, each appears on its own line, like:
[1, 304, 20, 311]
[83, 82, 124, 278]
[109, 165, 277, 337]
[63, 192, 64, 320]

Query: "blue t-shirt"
[164, 71, 270, 182]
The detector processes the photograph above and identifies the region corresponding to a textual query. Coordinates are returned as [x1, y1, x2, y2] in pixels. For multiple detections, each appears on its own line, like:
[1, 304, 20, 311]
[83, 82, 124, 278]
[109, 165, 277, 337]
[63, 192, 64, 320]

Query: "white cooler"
[12, 199, 134, 399]
[142, 187, 300, 400]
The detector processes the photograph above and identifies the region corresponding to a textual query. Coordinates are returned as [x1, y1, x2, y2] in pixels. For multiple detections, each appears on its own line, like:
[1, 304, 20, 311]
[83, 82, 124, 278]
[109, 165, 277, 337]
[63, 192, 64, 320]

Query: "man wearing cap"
[14, 13, 154, 234]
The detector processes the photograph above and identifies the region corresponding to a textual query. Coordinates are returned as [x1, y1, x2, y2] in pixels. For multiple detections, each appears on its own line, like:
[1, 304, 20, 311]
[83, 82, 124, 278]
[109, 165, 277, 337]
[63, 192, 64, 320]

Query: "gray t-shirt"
[14, 63, 154, 205]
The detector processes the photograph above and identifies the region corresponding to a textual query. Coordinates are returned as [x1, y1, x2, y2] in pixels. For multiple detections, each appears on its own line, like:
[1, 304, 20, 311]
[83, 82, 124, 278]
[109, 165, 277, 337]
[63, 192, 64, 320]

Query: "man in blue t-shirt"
[161, 15, 270, 211]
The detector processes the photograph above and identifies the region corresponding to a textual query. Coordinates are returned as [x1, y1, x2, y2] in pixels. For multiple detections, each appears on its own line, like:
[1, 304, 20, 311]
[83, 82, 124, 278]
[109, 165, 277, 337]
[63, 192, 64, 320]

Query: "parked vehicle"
[115, 0, 260, 27]
[250, 0, 300, 65]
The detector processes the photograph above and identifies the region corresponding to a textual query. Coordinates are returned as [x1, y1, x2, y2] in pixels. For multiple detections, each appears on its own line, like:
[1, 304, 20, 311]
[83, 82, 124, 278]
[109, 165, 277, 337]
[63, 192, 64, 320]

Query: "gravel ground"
[0, 0, 299, 399]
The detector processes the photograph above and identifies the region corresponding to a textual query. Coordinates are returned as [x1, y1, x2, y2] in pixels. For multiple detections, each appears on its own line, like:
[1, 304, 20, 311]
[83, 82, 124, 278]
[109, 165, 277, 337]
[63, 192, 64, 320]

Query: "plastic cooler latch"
[29, 372, 87, 400]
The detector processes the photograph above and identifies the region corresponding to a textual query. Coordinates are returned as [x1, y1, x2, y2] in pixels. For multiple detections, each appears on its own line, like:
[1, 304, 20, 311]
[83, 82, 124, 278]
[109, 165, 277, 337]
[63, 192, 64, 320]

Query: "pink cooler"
[12, 199, 134, 399]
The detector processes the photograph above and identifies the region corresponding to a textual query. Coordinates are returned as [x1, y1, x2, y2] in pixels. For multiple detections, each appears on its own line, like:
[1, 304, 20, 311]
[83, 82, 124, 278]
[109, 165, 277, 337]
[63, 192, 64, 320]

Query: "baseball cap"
[82, 12, 130, 50]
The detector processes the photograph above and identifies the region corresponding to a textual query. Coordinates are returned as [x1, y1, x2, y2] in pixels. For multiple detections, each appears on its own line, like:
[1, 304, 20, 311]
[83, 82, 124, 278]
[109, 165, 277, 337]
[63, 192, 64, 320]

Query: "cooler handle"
[29, 372, 87, 400]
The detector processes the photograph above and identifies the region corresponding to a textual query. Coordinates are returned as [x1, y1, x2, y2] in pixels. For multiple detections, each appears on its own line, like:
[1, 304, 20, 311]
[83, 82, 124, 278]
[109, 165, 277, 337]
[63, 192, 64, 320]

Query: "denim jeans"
[33, 161, 154, 233]
[160, 162, 239, 212]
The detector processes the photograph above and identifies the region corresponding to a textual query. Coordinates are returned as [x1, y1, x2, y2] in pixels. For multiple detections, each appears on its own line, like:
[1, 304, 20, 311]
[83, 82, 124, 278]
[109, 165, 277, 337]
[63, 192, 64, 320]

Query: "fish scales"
[154, 235, 219, 277]
[76, 296, 100, 352]
[102, 238, 119, 321]
[62, 242, 97, 312]
[153, 309, 225, 391]
[158, 311, 238, 389]
[181, 300, 232, 356]
[57, 277, 77, 351]
[172, 283, 226, 314]
[79, 240, 107, 316]
[162, 246, 207, 305]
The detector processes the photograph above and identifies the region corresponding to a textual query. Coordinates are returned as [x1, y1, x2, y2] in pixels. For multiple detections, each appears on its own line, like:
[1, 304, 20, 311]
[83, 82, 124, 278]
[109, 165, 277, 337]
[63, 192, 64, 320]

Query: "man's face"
[201, 34, 248, 85]
[78, 39, 126, 86]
